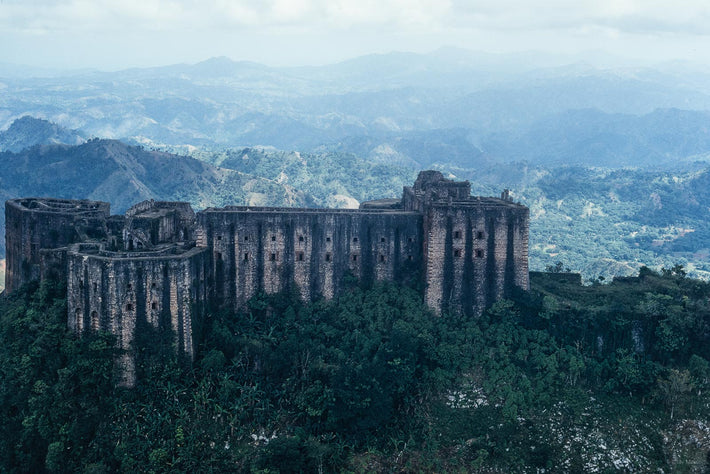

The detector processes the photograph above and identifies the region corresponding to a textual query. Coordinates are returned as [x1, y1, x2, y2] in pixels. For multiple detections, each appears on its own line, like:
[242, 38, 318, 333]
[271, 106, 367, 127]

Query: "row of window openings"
[453, 230, 485, 240]
[217, 235, 415, 244]
[232, 249, 476, 262]
[76, 300, 159, 318]
[124, 302, 158, 311]
[237, 252, 413, 263]
[80, 281, 157, 291]
[453, 249, 485, 258]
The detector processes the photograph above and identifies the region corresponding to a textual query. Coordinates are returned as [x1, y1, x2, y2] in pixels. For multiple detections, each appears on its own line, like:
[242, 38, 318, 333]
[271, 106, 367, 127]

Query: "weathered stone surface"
[4, 171, 529, 384]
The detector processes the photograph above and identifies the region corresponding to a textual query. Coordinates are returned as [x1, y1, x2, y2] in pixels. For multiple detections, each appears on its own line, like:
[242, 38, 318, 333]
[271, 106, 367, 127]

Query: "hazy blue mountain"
[483, 108, 710, 167]
[5, 50, 710, 169]
[0, 116, 86, 152]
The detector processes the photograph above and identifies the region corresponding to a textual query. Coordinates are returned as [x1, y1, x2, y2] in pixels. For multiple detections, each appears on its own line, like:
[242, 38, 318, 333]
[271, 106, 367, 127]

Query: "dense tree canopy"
[1, 269, 710, 472]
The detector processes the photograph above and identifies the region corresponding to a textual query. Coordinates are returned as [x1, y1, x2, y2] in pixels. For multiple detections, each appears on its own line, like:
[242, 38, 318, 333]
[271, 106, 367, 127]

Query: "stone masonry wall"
[5, 198, 110, 293]
[4, 172, 530, 386]
[198, 208, 423, 312]
[66, 244, 208, 386]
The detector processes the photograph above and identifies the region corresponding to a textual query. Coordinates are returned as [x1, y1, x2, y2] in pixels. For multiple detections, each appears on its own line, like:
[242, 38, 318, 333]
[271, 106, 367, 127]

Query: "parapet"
[7, 197, 110, 218]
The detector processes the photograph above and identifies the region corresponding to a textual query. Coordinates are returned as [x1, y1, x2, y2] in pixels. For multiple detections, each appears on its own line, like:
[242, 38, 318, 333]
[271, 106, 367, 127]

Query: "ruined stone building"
[4, 171, 529, 384]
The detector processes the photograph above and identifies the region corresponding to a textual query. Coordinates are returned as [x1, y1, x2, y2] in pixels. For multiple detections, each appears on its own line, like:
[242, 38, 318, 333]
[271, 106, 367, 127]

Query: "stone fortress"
[5, 171, 529, 384]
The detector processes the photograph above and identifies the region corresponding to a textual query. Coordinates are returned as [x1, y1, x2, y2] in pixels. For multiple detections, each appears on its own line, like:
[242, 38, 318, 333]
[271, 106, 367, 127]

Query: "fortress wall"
[67, 247, 208, 386]
[423, 202, 529, 315]
[5, 199, 111, 292]
[198, 209, 423, 311]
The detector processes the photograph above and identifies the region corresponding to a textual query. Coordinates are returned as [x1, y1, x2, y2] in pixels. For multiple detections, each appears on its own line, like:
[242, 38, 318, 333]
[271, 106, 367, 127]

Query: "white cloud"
[3, 0, 710, 68]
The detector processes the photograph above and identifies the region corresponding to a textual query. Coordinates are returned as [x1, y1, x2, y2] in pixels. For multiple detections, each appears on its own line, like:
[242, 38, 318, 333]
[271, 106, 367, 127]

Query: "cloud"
[0, 0, 451, 33]
[445, 0, 710, 36]
[3, 0, 710, 69]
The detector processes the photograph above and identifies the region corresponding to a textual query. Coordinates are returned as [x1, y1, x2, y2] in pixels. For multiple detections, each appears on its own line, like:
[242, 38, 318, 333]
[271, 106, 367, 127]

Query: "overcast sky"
[2, 0, 710, 70]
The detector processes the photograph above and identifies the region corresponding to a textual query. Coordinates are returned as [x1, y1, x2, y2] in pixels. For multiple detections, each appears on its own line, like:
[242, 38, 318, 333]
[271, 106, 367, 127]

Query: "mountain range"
[4, 50, 710, 169]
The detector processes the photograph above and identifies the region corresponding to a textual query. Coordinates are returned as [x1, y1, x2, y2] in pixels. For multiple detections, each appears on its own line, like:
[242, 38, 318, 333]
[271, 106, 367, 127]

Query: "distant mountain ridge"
[0, 116, 85, 153]
[4, 51, 710, 168]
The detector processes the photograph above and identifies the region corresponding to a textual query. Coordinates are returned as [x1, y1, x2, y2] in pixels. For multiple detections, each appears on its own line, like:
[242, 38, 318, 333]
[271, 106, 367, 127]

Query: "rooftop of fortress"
[8, 197, 110, 216]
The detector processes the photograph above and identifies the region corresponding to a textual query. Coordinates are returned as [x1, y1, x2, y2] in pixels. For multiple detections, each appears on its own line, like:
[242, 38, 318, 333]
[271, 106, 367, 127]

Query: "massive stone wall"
[5, 198, 110, 293]
[66, 244, 207, 386]
[198, 208, 423, 311]
[3, 171, 530, 385]
[422, 199, 529, 315]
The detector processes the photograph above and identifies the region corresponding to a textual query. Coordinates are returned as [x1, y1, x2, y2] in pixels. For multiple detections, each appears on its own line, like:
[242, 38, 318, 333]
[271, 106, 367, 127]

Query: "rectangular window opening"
[476, 249, 484, 258]
[379, 254, 385, 263]
[454, 249, 462, 258]
[454, 230, 462, 239]
[244, 252, 249, 261]
[297, 252, 304, 261]
[325, 253, 332, 262]
[270, 253, 277, 261]
[352, 254, 358, 262]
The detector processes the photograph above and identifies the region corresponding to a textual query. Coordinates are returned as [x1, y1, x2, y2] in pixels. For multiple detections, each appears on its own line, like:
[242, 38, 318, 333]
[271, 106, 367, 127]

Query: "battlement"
[4, 171, 529, 386]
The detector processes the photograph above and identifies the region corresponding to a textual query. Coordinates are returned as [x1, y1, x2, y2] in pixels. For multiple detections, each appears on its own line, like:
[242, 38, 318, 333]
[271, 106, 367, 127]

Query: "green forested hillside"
[2, 270, 709, 472]
[182, 145, 710, 281]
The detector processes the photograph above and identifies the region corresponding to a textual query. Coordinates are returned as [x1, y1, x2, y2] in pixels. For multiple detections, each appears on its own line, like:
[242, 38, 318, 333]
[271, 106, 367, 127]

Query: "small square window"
[126, 303, 133, 311]
[244, 252, 249, 261]
[299, 235, 304, 242]
[127, 283, 132, 290]
[244, 236, 249, 241]
[476, 249, 484, 258]
[477, 231, 484, 240]
[352, 254, 358, 262]
[151, 302, 157, 310]
[454, 230, 462, 239]
[216, 252, 222, 260]
[408, 237, 414, 243]
[325, 253, 332, 262]
[454, 249, 462, 258]
[353, 237, 359, 243]
[271, 235, 276, 241]
[217, 235, 222, 241]
[380, 237, 386, 243]
[408, 255, 413, 261]
[270, 253, 277, 261]
[326, 236, 331, 242]
[379, 254, 385, 262]
[297, 252, 304, 261]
